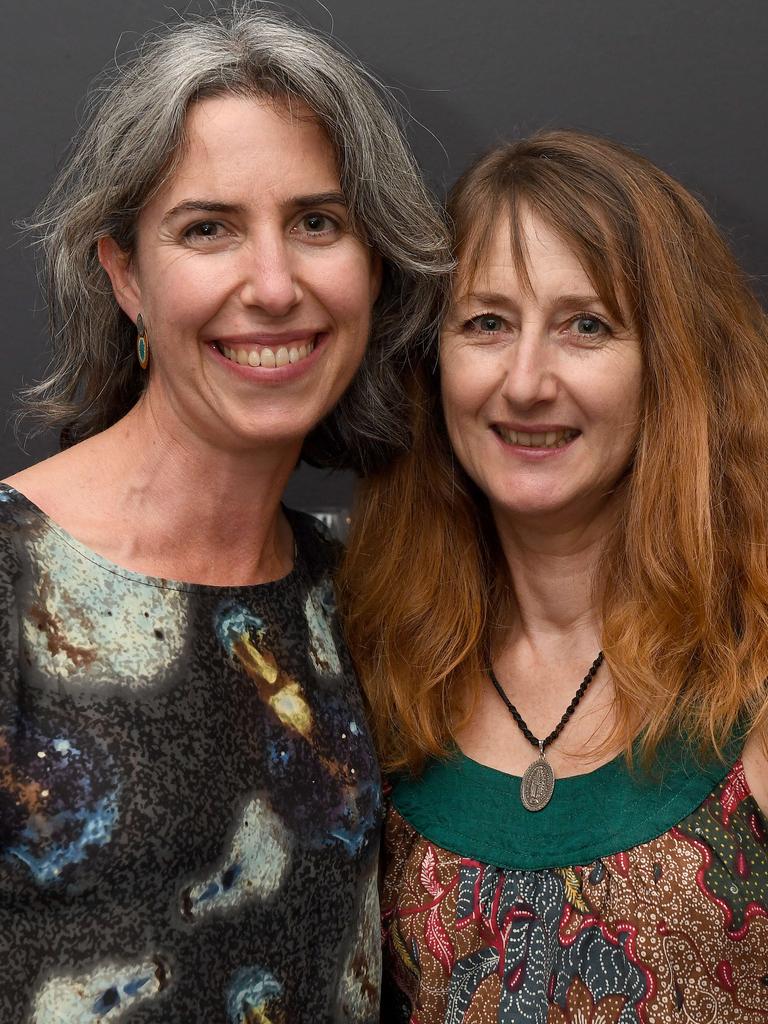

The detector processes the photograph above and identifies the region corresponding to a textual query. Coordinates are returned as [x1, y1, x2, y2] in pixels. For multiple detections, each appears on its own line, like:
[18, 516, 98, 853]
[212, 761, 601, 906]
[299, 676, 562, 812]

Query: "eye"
[465, 313, 507, 335]
[568, 314, 611, 339]
[183, 220, 227, 240]
[294, 212, 341, 237]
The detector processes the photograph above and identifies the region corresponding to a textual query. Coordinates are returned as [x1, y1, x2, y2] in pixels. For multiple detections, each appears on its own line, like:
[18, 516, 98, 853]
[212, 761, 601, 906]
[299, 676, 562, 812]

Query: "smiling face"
[439, 207, 643, 533]
[100, 94, 381, 455]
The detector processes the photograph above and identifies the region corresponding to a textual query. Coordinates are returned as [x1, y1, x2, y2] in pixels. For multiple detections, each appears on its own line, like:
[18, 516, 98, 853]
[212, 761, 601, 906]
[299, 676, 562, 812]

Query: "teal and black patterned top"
[0, 483, 382, 1023]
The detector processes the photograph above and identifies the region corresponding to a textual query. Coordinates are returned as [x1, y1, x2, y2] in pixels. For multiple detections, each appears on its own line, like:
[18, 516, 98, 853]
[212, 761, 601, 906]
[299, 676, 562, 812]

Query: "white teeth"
[499, 428, 577, 449]
[218, 338, 318, 369]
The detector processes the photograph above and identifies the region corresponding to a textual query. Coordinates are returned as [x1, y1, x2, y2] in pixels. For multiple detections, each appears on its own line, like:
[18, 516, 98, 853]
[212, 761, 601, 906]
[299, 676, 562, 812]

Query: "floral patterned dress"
[382, 738, 768, 1023]
[0, 483, 382, 1023]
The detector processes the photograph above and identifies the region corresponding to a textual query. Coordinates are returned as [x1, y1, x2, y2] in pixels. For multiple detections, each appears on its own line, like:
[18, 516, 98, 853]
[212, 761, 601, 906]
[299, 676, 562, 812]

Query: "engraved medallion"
[489, 652, 603, 812]
[520, 753, 555, 811]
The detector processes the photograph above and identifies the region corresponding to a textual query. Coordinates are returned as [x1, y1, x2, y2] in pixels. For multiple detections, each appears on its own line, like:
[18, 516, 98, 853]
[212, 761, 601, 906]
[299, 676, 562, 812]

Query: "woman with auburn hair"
[340, 131, 768, 1022]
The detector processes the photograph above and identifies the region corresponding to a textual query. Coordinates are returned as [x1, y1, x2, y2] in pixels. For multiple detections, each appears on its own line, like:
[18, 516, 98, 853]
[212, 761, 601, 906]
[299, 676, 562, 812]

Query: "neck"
[492, 498, 620, 655]
[72, 395, 302, 585]
[456, 498, 626, 774]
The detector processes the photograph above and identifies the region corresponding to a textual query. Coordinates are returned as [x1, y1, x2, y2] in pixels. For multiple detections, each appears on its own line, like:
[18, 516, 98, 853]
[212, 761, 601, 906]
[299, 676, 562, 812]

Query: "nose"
[238, 236, 302, 317]
[499, 326, 558, 408]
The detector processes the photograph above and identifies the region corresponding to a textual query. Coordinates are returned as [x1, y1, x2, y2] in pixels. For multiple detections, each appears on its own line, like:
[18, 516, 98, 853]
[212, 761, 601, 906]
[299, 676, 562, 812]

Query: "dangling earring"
[136, 313, 150, 370]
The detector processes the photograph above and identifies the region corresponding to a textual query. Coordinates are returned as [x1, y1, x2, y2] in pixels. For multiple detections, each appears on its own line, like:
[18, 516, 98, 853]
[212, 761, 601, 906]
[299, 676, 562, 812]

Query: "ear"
[98, 236, 142, 322]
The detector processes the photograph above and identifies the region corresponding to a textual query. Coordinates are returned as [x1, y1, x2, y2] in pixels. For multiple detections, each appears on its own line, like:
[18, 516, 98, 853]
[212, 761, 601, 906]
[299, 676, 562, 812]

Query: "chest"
[1, 564, 381, 904]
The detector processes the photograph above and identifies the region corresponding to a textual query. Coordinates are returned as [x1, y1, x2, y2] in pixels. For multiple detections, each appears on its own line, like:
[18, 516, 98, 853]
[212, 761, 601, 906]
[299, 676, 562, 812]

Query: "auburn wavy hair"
[339, 130, 768, 775]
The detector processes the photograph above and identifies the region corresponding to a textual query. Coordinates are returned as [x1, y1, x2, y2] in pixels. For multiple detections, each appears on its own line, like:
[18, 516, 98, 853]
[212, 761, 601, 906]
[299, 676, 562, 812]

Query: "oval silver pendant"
[520, 755, 555, 812]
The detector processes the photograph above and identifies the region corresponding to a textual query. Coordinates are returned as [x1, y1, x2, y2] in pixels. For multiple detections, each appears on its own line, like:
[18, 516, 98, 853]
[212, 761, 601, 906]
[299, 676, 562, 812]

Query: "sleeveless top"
[0, 483, 382, 1023]
[382, 738, 768, 1023]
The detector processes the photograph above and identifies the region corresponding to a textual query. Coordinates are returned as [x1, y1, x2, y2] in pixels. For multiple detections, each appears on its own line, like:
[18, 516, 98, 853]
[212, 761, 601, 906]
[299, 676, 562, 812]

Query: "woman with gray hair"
[0, 7, 449, 1022]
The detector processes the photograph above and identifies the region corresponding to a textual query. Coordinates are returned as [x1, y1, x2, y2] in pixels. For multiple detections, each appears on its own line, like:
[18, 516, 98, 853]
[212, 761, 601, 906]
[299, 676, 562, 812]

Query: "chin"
[490, 491, 575, 522]
[208, 417, 312, 454]
[237, 404, 321, 433]
[250, 424, 316, 448]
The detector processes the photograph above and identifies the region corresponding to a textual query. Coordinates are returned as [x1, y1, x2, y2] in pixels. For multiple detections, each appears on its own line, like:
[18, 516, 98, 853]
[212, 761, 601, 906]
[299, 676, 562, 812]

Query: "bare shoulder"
[4, 438, 102, 493]
[3, 461, 57, 497]
[3, 459, 60, 509]
[741, 731, 768, 817]
[2, 444, 100, 521]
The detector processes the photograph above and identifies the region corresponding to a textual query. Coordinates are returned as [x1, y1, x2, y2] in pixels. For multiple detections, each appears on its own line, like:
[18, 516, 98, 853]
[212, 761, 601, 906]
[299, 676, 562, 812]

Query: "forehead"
[457, 209, 597, 301]
[157, 94, 340, 204]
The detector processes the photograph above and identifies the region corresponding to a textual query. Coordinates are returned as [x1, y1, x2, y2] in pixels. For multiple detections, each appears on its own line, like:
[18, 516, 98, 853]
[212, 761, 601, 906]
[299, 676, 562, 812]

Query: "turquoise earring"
[136, 314, 149, 370]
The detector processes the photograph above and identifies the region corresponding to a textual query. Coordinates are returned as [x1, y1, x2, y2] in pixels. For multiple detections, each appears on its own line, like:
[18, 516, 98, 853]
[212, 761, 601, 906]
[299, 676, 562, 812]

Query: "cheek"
[439, 367, 468, 432]
[138, 259, 232, 332]
[604, 365, 643, 435]
[586, 362, 643, 472]
[573, 344, 642, 422]
[439, 346, 495, 425]
[438, 362, 489, 468]
[318, 255, 378, 327]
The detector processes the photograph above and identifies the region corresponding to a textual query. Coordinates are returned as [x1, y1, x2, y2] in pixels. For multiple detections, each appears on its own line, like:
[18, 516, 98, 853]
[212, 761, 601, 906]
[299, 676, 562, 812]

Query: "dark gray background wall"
[3, 0, 767, 511]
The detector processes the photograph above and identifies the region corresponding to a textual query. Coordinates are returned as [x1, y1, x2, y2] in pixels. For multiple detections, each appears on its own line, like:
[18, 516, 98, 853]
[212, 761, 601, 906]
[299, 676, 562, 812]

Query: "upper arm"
[741, 731, 768, 817]
[0, 526, 19, 712]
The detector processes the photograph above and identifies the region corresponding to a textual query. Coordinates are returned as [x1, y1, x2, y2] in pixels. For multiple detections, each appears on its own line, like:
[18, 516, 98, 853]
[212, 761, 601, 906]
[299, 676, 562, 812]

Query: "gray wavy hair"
[20, 5, 451, 473]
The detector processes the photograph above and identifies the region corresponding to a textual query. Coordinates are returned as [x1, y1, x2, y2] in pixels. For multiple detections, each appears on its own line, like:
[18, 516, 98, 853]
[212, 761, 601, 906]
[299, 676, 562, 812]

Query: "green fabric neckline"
[390, 733, 743, 871]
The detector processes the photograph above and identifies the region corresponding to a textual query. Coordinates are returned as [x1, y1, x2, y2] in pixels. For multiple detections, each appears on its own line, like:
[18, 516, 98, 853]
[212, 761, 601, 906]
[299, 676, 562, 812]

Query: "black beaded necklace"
[488, 650, 604, 811]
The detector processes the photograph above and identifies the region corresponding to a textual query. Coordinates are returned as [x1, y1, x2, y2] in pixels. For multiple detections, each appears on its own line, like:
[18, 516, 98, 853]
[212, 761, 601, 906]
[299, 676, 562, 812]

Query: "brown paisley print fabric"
[382, 762, 768, 1023]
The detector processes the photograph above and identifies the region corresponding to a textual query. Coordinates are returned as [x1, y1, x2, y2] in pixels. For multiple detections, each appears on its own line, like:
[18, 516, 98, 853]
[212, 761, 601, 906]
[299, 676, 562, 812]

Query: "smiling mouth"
[494, 427, 580, 449]
[217, 338, 317, 368]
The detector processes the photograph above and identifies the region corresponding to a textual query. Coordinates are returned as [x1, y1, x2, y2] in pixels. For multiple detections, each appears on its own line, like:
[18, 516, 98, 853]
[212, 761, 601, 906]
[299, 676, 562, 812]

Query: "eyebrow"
[551, 293, 610, 311]
[456, 290, 517, 307]
[291, 191, 347, 209]
[549, 293, 627, 326]
[457, 290, 610, 311]
[161, 192, 348, 224]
